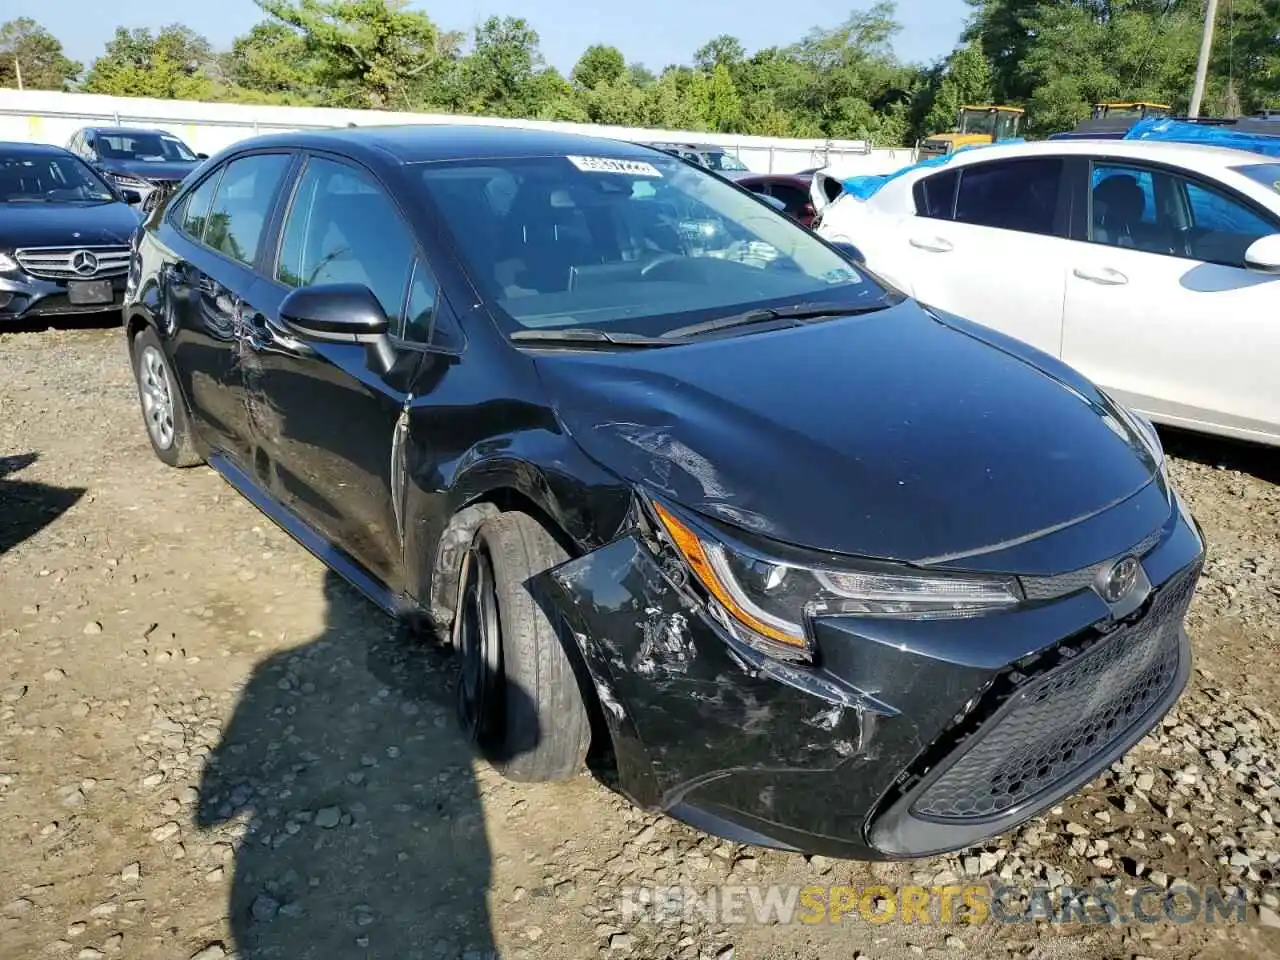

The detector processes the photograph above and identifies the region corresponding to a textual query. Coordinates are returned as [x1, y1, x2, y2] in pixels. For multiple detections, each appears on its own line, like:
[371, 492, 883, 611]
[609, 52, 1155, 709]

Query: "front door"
[240, 154, 432, 590]
[1061, 159, 1280, 443]
[162, 152, 293, 469]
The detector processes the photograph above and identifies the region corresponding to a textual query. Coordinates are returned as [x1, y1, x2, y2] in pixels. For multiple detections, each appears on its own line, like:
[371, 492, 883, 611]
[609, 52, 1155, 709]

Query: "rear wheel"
[131, 325, 202, 468]
[455, 511, 590, 782]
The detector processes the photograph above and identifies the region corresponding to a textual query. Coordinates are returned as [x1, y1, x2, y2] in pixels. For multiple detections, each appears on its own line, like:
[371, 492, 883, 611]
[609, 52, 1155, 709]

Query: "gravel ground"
[2, 323, 1279, 960]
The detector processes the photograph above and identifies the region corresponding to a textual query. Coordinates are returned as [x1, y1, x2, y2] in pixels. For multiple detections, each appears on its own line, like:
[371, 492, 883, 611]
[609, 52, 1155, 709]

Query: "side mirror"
[830, 240, 867, 264]
[1244, 234, 1280, 275]
[119, 188, 142, 205]
[196, 153, 209, 160]
[278, 283, 397, 374]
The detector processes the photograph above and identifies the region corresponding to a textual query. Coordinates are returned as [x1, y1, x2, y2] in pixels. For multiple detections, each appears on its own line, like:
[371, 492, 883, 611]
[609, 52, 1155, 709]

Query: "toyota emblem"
[1100, 556, 1140, 604]
[71, 250, 99, 277]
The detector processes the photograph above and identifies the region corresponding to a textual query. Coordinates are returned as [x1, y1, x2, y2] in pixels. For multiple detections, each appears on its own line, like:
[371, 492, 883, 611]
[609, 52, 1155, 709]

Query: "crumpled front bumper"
[538, 490, 1205, 861]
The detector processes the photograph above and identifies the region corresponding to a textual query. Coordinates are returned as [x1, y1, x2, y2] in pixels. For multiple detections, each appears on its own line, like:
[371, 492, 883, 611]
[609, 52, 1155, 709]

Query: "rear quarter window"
[914, 170, 959, 219]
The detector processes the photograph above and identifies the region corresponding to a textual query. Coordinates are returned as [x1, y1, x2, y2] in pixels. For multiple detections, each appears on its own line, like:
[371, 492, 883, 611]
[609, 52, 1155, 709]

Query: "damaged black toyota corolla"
[124, 125, 1205, 860]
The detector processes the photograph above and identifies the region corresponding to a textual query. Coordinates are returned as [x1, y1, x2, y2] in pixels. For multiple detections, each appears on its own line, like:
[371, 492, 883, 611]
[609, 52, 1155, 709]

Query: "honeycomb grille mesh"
[910, 565, 1196, 822]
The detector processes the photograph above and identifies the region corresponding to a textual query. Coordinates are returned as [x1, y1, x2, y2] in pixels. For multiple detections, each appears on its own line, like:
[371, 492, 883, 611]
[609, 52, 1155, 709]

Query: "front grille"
[910, 564, 1197, 822]
[15, 246, 131, 281]
[1020, 527, 1164, 602]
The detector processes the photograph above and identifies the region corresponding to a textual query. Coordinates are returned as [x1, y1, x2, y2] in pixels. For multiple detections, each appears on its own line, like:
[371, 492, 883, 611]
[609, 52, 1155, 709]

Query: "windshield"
[1234, 163, 1280, 196]
[416, 153, 885, 337]
[0, 153, 115, 202]
[94, 132, 197, 162]
[705, 152, 749, 172]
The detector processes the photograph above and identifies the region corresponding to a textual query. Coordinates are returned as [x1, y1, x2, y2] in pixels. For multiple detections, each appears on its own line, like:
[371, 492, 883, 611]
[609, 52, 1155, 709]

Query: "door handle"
[1073, 266, 1129, 286]
[909, 236, 953, 253]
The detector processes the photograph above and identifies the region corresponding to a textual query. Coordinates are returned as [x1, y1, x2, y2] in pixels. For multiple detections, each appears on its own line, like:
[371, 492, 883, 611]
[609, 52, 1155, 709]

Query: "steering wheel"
[639, 253, 685, 278]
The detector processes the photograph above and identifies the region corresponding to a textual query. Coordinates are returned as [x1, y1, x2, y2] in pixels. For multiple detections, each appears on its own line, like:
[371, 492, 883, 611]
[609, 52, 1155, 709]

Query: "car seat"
[1092, 175, 1147, 247]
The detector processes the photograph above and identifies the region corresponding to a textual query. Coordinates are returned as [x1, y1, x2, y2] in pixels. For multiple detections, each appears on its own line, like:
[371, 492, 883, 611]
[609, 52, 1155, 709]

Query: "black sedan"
[124, 124, 1204, 860]
[0, 142, 143, 323]
[67, 126, 206, 212]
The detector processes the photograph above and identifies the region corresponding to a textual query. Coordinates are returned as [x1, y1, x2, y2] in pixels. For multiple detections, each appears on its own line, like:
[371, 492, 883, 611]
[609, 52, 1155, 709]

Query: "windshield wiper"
[509, 328, 676, 348]
[662, 301, 891, 340]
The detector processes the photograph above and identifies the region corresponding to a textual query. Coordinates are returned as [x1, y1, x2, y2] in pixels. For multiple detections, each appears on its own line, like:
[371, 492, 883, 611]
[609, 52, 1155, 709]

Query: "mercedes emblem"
[70, 250, 100, 277]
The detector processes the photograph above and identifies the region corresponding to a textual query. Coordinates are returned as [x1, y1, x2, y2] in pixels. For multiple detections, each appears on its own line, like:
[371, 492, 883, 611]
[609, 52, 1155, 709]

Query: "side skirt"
[207, 452, 419, 621]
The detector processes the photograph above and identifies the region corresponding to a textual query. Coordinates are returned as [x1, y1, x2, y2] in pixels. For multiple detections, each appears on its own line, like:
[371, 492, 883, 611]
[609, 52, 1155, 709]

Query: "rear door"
[899, 156, 1074, 357]
[161, 151, 294, 469]
[1061, 158, 1280, 442]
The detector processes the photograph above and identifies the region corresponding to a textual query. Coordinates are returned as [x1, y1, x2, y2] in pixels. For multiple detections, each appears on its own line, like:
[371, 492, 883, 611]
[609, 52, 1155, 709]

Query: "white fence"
[0, 89, 916, 177]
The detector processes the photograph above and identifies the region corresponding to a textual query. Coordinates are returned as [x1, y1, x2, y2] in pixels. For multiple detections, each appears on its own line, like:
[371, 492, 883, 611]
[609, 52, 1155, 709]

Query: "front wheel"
[455, 511, 590, 782]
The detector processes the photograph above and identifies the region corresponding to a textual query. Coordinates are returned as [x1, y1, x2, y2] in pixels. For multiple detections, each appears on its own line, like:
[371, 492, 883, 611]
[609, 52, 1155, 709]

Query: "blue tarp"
[1123, 117, 1280, 158]
[839, 139, 1028, 201]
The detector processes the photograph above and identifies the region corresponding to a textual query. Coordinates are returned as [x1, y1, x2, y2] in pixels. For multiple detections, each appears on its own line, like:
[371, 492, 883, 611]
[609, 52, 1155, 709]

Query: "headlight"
[0, 251, 18, 272]
[110, 173, 147, 188]
[650, 500, 1021, 661]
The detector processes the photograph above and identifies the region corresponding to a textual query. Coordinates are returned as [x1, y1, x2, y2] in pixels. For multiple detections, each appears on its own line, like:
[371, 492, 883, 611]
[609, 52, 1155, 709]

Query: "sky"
[30, 0, 972, 76]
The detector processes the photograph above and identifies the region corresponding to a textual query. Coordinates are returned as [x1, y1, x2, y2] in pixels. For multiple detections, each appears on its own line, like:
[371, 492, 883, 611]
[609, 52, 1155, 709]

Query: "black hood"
[97, 158, 199, 183]
[535, 300, 1160, 566]
[0, 200, 141, 250]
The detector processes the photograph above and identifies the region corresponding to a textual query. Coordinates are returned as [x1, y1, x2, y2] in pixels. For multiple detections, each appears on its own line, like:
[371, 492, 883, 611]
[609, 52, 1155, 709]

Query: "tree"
[0, 18, 80, 90]
[571, 44, 625, 89]
[451, 16, 545, 117]
[256, 0, 454, 109]
[223, 21, 322, 102]
[83, 25, 216, 99]
[919, 41, 994, 138]
[694, 35, 745, 74]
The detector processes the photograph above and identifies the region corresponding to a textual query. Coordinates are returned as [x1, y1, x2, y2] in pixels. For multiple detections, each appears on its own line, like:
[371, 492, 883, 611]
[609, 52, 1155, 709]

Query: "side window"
[769, 183, 810, 216]
[276, 157, 415, 333]
[1090, 163, 1176, 255]
[202, 153, 291, 267]
[403, 261, 438, 344]
[954, 159, 1064, 236]
[179, 170, 223, 241]
[914, 169, 958, 220]
[1183, 180, 1276, 267]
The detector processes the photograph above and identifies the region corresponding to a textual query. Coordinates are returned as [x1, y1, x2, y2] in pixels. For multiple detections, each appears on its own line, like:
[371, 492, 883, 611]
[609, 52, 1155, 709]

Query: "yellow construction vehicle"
[918, 106, 1025, 159]
[1091, 102, 1172, 121]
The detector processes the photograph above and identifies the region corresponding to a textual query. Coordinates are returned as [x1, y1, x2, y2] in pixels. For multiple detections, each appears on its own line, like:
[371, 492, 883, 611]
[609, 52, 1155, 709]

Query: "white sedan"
[816, 139, 1280, 447]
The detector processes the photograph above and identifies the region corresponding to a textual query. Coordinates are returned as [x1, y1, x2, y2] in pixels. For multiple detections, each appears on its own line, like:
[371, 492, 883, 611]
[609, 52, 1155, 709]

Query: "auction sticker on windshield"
[567, 155, 663, 177]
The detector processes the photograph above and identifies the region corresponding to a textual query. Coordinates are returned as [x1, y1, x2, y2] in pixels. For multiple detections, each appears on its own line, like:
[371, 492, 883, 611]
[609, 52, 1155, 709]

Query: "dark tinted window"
[955, 159, 1064, 236]
[203, 154, 290, 266]
[179, 171, 221, 240]
[914, 170, 958, 219]
[769, 183, 810, 216]
[277, 157, 414, 329]
[403, 260, 438, 344]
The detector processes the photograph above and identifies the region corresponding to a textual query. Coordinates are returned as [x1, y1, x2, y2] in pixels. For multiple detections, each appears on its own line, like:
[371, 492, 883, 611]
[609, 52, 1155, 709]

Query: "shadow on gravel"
[197, 570, 530, 960]
[0, 312, 122, 334]
[1160, 427, 1280, 486]
[0, 452, 86, 556]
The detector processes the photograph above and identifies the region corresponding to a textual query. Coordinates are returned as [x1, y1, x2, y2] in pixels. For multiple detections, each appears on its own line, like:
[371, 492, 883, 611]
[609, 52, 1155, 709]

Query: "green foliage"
[16, 0, 1280, 149]
[0, 17, 80, 91]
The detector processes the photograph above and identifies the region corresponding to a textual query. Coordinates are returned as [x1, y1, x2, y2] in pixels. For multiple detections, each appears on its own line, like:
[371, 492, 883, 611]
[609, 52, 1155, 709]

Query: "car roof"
[931, 137, 1272, 173]
[229, 124, 673, 167]
[85, 126, 176, 136]
[0, 141, 75, 157]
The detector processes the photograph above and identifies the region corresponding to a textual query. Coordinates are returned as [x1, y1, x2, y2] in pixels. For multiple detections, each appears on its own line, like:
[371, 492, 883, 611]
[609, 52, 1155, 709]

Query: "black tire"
[131, 325, 203, 468]
[455, 510, 590, 782]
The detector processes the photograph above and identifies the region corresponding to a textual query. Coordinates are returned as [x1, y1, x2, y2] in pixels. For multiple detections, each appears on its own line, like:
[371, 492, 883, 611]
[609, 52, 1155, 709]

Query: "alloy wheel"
[138, 345, 176, 450]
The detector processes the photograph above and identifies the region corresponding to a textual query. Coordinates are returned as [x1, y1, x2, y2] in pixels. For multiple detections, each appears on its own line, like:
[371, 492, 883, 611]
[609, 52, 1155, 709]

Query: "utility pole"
[1188, 0, 1220, 118]
[14, 57, 22, 91]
